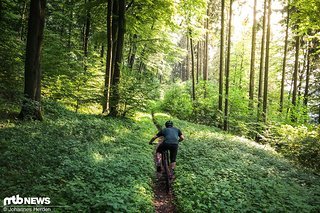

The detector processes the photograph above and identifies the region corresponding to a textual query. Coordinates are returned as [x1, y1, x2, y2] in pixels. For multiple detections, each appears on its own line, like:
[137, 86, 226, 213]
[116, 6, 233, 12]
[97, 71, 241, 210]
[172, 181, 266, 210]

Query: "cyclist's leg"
[156, 142, 166, 171]
[168, 144, 178, 171]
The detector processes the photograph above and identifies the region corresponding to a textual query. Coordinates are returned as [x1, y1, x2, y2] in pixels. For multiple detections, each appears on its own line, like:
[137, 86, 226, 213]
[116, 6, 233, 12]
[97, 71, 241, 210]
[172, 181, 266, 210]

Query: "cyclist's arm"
[149, 135, 159, 144]
[179, 134, 185, 142]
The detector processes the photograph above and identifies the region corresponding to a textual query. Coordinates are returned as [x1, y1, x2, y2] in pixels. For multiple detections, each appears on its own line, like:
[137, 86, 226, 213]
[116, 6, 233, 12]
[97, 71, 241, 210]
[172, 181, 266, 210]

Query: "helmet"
[165, 120, 173, 127]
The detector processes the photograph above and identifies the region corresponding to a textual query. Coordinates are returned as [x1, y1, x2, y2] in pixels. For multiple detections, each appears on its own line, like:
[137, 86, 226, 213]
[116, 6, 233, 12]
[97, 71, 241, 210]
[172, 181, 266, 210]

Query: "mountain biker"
[149, 120, 185, 177]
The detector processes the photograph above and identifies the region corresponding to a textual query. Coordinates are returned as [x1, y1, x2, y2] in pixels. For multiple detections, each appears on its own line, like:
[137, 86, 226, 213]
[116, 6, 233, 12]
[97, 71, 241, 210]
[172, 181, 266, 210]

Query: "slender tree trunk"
[262, 0, 271, 123]
[109, 0, 125, 116]
[190, 34, 196, 101]
[257, 0, 267, 121]
[67, 0, 74, 49]
[128, 34, 137, 69]
[224, 0, 233, 131]
[280, 1, 290, 112]
[249, 0, 257, 110]
[83, 0, 90, 59]
[19, 0, 46, 121]
[203, 7, 209, 81]
[303, 46, 310, 106]
[102, 0, 113, 113]
[291, 35, 300, 122]
[219, 0, 225, 116]
[196, 41, 199, 84]
[19, 0, 27, 40]
[186, 35, 190, 81]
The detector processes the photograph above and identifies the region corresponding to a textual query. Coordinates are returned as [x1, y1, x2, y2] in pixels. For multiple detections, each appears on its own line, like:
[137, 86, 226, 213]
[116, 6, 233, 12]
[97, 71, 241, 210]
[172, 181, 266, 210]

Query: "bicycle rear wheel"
[162, 151, 171, 193]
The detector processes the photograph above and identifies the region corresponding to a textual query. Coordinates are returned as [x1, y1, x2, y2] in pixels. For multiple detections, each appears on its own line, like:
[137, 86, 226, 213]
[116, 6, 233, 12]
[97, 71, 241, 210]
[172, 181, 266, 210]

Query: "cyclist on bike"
[149, 120, 185, 177]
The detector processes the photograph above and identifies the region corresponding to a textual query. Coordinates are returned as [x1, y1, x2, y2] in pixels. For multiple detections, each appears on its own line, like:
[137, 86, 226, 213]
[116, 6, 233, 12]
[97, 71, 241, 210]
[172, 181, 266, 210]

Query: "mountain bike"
[161, 149, 172, 193]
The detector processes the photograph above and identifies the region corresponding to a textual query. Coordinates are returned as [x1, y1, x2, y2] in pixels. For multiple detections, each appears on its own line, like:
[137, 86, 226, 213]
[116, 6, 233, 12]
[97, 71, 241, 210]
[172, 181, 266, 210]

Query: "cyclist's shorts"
[156, 143, 178, 163]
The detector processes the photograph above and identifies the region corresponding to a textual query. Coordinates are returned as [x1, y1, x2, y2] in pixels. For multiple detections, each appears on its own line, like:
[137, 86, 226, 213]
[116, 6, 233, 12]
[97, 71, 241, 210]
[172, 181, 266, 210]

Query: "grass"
[154, 113, 320, 212]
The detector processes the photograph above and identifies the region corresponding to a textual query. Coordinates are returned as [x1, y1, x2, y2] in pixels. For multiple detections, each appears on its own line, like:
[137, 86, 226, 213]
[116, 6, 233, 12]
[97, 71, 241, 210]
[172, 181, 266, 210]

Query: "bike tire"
[162, 151, 171, 193]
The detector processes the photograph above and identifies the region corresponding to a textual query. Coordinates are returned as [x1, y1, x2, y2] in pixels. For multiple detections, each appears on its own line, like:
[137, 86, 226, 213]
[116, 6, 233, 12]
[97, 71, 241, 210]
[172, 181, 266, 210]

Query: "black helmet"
[165, 120, 173, 127]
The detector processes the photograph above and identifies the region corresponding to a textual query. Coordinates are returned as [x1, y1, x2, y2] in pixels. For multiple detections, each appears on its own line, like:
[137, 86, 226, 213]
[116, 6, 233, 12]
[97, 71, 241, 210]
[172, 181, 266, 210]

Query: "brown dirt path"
[151, 112, 176, 213]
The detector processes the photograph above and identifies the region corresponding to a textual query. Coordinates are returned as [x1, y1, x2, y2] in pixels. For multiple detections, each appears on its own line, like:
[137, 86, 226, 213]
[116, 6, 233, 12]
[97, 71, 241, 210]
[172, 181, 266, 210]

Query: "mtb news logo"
[3, 194, 51, 206]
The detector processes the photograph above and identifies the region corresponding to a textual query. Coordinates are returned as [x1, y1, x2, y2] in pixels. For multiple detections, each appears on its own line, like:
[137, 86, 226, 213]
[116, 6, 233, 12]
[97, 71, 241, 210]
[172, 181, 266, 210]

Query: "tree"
[224, 0, 233, 131]
[190, 31, 196, 101]
[248, 0, 257, 110]
[103, 0, 113, 113]
[109, 0, 125, 116]
[219, 0, 225, 119]
[257, 0, 267, 121]
[291, 34, 300, 121]
[18, 0, 46, 120]
[262, 0, 271, 123]
[280, 1, 290, 112]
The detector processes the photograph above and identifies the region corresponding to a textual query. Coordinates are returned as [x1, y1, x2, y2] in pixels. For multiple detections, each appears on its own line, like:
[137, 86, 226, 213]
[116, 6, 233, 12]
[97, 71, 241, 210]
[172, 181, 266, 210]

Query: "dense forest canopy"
[0, 0, 319, 167]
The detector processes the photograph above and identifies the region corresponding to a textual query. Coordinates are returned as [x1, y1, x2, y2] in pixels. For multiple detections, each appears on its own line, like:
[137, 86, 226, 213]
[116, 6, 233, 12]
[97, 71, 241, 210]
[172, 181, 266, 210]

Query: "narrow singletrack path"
[151, 112, 176, 213]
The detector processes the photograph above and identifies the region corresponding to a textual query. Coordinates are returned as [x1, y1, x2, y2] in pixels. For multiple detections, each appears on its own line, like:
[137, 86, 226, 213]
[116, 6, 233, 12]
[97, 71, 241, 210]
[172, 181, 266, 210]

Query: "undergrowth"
[154, 113, 320, 212]
[0, 101, 156, 212]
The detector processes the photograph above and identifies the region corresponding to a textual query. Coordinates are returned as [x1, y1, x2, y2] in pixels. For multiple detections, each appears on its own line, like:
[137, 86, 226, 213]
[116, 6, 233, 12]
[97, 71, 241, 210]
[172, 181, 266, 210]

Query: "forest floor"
[1, 100, 319, 212]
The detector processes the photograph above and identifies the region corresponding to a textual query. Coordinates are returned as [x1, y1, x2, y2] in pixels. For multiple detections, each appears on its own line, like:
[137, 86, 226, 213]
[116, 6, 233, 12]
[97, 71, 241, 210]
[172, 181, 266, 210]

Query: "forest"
[0, 0, 319, 212]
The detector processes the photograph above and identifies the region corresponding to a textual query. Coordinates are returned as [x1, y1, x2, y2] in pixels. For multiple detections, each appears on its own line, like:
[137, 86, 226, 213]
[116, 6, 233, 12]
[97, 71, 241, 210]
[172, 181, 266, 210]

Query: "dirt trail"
[151, 112, 176, 213]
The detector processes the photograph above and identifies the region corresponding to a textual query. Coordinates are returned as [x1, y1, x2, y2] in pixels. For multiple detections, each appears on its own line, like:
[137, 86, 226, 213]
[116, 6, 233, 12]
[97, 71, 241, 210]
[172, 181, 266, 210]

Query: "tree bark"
[249, 0, 257, 110]
[83, 0, 91, 58]
[19, 0, 27, 40]
[224, 0, 233, 131]
[109, 0, 125, 116]
[303, 45, 310, 106]
[257, 0, 267, 121]
[19, 0, 46, 121]
[219, 0, 225, 116]
[190, 32, 196, 101]
[291, 35, 300, 117]
[203, 7, 209, 81]
[280, 1, 290, 112]
[262, 0, 271, 123]
[102, 0, 113, 113]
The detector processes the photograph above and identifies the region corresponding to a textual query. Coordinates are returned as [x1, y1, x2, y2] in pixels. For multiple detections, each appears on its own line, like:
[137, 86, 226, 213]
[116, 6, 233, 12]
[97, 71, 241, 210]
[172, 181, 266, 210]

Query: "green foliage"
[0, 101, 155, 212]
[161, 83, 193, 120]
[153, 114, 320, 212]
[117, 68, 160, 116]
[0, 0, 25, 99]
[264, 124, 320, 170]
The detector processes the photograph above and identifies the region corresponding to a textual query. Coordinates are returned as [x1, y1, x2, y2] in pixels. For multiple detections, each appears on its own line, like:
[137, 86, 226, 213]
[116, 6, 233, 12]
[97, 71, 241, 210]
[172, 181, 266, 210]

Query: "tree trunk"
[19, 0, 46, 121]
[190, 33, 196, 101]
[257, 0, 267, 121]
[67, 0, 74, 49]
[248, 0, 257, 110]
[83, 0, 91, 59]
[219, 0, 225, 116]
[186, 35, 190, 81]
[128, 34, 137, 69]
[280, 1, 289, 112]
[303, 46, 310, 106]
[262, 0, 271, 123]
[203, 7, 209, 81]
[196, 41, 199, 84]
[109, 0, 125, 116]
[291, 35, 300, 121]
[19, 0, 27, 40]
[102, 0, 113, 113]
[224, 0, 233, 131]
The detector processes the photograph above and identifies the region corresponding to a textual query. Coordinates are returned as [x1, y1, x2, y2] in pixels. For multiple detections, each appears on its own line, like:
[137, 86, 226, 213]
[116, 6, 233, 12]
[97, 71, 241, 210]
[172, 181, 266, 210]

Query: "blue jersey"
[156, 127, 182, 145]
